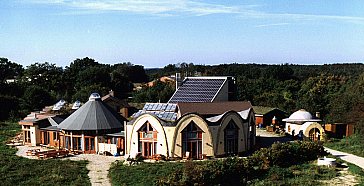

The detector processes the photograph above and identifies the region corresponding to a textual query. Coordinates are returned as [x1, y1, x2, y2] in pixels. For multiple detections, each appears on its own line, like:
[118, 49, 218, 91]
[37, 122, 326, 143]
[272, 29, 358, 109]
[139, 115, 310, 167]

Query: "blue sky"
[1, 0, 364, 68]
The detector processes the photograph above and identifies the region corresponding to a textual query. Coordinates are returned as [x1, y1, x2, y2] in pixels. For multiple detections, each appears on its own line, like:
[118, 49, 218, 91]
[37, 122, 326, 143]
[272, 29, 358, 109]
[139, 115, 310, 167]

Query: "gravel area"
[16, 145, 122, 186]
[66, 154, 122, 186]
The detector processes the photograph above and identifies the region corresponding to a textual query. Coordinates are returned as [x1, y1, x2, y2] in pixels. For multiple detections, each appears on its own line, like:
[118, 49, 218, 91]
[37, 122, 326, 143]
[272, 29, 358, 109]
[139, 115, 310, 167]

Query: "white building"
[283, 109, 325, 141]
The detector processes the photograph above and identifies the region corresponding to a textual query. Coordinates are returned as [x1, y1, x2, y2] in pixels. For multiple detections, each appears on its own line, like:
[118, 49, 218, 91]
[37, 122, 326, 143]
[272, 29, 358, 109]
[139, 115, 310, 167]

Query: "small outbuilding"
[253, 106, 287, 127]
[283, 109, 325, 141]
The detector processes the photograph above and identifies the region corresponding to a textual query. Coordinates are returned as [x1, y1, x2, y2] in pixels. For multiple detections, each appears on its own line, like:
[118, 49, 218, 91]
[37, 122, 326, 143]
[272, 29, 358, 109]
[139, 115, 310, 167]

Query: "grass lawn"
[109, 161, 184, 186]
[0, 121, 90, 186]
[325, 134, 364, 157]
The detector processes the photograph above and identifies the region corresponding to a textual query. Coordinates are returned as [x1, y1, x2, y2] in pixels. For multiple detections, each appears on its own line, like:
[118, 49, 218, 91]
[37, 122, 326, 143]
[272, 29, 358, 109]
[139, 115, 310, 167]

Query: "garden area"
[0, 121, 90, 185]
[109, 141, 360, 186]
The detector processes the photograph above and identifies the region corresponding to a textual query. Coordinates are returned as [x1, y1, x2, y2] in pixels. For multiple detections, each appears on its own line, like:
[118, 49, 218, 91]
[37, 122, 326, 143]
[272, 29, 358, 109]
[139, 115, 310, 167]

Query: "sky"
[1, 0, 364, 68]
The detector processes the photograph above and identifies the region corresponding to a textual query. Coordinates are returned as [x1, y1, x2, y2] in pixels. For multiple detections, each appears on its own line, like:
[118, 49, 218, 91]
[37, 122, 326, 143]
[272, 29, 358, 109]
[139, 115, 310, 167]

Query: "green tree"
[297, 74, 346, 119]
[21, 62, 63, 94]
[72, 84, 110, 102]
[0, 58, 23, 82]
[132, 80, 174, 103]
[21, 85, 54, 111]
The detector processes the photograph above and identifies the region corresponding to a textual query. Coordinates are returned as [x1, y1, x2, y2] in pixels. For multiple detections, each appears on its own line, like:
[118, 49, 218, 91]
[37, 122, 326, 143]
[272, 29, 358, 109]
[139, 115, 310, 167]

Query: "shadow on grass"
[256, 136, 292, 148]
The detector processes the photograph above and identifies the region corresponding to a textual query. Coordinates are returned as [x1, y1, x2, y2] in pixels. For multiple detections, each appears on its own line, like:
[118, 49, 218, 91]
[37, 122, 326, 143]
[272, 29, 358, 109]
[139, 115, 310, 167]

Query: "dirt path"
[67, 154, 121, 186]
[321, 164, 359, 186]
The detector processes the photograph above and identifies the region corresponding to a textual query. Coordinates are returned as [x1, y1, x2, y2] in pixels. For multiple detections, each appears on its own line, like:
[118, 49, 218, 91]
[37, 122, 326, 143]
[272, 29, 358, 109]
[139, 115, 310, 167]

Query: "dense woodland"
[1, 57, 364, 134]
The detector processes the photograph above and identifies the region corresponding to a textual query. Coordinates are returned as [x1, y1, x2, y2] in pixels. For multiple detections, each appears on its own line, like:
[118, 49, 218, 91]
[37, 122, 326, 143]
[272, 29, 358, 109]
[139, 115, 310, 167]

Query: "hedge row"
[157, 141, 327, 186]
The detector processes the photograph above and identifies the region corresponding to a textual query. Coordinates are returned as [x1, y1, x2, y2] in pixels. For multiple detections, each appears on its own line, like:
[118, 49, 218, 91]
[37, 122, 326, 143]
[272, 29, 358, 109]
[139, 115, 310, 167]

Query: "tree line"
[150, 62, 364, 129]
[1, 58, 364, 133]
[0, 57, 148, 120]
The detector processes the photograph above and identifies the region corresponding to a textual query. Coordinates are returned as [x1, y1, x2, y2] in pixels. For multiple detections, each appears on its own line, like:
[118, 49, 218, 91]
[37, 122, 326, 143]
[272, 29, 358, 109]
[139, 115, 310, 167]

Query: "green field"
[0, 121, 90, 186]
[325, 134, 364, 158]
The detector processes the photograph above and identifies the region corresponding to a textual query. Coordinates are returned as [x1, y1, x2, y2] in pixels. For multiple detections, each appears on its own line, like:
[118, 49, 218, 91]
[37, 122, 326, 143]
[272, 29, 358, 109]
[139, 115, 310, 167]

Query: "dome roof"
[282, 109, 321, 123]
[289, 109, 313, 120]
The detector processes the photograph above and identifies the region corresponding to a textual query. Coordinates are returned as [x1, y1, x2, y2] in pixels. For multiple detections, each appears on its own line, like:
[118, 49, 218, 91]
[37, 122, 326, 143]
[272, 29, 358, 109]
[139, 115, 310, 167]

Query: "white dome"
[288, 109, 313, 120]
[282, 109, 322, 123]
[89, 93, 101, 101]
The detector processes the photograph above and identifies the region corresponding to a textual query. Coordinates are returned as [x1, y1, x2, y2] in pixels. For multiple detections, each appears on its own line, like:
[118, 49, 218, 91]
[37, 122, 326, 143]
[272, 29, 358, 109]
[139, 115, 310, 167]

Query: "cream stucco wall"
[126, 114, 169, 158]
[214, 113, 248, 156]
[126, 110, 256, 159]
[164, 126, 176, 157]
[172, 114, 214, 158]
[30, 126, 40, 146]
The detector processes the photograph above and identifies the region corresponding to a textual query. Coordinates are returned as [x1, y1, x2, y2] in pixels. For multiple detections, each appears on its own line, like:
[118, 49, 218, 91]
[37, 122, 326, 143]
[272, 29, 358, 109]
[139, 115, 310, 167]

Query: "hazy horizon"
[1, 0, 364, 68]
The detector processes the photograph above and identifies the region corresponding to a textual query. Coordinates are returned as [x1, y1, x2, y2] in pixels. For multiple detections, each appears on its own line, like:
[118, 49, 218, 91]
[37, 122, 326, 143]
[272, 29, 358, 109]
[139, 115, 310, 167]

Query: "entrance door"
[182, 121, 203, 159]
[84, 137, 95, 154]
[24, 130, 31, 144]
[224, 121, 239, 155]
[185, 140, 202, 159]
[309, 128, 320, 141]
[143, 142, 152, 158]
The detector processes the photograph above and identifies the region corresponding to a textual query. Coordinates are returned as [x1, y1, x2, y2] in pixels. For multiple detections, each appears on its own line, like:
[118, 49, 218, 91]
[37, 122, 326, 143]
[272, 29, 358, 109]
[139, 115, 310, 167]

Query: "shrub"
[249, 141, 327, 168]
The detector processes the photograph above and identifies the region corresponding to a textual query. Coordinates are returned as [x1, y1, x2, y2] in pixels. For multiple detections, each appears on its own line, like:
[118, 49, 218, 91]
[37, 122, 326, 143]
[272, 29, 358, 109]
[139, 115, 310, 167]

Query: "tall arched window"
[224, 120, 239, 155]
[182, 121, 202, 159]
[138, 122, 157, 158]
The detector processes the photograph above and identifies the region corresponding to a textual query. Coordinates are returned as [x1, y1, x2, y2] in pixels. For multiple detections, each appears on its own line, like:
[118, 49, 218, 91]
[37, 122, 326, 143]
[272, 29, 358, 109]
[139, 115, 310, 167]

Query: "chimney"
[175, 73, 182, 90]
[109, 90, 115, 97]
[315, 112, 320, 119]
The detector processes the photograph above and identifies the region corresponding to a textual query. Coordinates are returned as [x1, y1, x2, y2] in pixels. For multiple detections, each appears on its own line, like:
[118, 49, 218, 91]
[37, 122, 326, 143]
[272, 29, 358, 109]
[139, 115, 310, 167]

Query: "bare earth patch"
[16, 146, 122, 186]
[321, 166, 358, 186]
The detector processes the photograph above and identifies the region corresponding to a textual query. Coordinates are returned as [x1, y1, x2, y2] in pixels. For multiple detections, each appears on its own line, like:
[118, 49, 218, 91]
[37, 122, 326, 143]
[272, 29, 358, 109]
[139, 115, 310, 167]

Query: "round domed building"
[283, 109, 325, 141]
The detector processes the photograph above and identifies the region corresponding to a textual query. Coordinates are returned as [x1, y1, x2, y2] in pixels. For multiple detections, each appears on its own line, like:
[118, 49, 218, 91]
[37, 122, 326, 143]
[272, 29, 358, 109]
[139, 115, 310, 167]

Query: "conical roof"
[58, 93, 125, 132]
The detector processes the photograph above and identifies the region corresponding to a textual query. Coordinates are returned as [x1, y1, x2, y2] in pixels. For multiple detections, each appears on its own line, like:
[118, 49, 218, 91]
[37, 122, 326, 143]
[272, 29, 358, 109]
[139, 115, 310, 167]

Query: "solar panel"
[168, 78, 227, 103]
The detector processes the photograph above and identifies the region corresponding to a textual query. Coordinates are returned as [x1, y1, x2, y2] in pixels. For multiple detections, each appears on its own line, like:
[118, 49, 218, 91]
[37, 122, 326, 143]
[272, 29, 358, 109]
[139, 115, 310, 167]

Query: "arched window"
[224, 120, 239, 155]
[138, 122, 157, 158]
[182, 121, 202, 159]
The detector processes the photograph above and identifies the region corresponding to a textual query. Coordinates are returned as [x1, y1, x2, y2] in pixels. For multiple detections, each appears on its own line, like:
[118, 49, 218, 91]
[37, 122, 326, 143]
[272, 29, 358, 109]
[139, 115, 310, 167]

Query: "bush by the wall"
[155, 141, 327, 186]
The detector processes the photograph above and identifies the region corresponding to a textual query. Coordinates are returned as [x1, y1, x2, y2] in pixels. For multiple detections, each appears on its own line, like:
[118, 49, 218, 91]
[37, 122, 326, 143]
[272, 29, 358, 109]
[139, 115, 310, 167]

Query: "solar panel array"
[168, 78, 226, 103]
[132, 103, 178, 121]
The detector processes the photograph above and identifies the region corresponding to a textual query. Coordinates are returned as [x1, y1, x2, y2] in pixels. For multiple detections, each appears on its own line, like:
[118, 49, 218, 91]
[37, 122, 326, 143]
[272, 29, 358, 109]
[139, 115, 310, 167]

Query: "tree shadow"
[256, 136, 292, 148]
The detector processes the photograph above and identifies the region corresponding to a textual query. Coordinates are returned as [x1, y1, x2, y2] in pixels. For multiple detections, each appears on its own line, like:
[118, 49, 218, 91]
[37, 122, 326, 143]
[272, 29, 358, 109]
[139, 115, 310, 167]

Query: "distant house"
[253, 106, 287, 127]
[102, 90, 131, 118]
[324, 123, 354, 138]
[283, 109, 325, 141]
[18, 112, 66, 147]
[125, 101, 256, 159]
